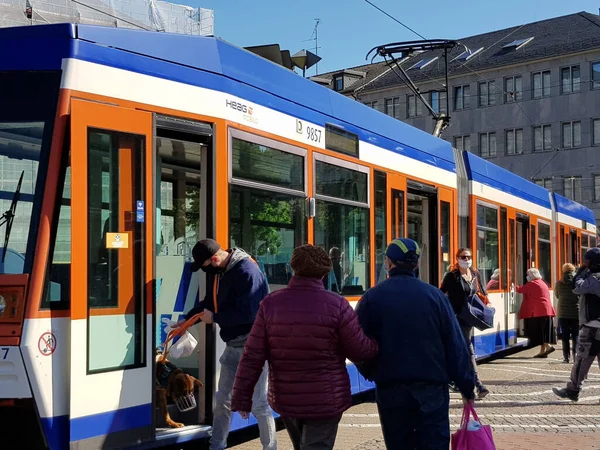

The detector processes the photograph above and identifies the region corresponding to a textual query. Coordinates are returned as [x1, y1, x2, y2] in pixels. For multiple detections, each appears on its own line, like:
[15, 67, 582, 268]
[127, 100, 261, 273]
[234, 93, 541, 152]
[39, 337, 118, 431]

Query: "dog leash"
[159, 312, 204, 362]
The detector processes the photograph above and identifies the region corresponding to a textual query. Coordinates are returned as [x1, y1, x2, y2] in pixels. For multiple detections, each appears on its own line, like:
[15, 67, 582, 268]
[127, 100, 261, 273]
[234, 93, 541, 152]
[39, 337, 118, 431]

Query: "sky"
[181, 0, 600, 77]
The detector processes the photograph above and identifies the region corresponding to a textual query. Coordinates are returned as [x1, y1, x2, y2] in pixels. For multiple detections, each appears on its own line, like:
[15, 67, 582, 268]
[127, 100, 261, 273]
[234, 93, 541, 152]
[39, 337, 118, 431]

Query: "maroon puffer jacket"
[231, 276, 378, 419]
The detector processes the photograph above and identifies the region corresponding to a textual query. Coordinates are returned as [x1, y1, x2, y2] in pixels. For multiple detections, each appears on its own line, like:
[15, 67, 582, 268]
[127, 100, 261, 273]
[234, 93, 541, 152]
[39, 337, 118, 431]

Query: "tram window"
[229, 185, 306, 292]
[538, 222, 551, 286]
[591, 235, 597, 248]
[500, 207, 508, 290]
[42, 162, 71, 309]
[581, 234, 590, 259]
[560, 225, 566, 265]
[315, 160, 368, 203]
[476, 204, 499, 286]
[231, 137, 304, 192]
[391, 190, 405, 239]
[325, 124, 359, 158]
[315, 201, 369, 295]
[87, 130, 146, 372]
[440, 201, 451, 276]
[531, 225, 536, 269]
[509, 218, 516, 313]
[374, 171, 387, 284]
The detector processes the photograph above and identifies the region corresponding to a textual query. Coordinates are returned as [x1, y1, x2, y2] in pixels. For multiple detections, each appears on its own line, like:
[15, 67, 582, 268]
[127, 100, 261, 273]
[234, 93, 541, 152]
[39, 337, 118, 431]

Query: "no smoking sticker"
[38, 332, 56, 356]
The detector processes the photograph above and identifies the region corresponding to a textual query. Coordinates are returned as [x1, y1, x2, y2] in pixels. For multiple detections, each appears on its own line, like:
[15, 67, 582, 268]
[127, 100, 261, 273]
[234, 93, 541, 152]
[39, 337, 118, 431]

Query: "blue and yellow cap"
[385, 238, 421, 264]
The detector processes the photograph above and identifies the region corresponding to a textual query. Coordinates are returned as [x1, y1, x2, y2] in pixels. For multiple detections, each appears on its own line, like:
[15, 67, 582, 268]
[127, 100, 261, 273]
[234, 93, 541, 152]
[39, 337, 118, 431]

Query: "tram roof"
[462, 151, 552, 210]
[551, 193, 596, 225]
[0, 23, 456, 172]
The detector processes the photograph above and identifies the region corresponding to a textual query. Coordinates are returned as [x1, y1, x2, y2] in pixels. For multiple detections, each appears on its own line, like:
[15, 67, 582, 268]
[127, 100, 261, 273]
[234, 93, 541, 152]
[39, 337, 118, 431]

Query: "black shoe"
[562, 358, 570, 364]
[477, 386, 490, 399]
[552, 387, 579, 401]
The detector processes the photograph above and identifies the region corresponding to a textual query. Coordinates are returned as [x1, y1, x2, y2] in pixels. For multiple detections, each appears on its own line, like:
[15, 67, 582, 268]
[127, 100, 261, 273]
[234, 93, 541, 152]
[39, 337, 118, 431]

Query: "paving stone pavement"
[230, 344, 600, 449]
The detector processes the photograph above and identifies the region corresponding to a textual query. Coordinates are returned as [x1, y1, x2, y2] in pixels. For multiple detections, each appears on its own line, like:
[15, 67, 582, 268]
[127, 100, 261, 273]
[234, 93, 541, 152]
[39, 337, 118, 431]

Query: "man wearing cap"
[553, 247, 600, 402]
[182, 239, 276, 450]
[355, 238, 476, 450]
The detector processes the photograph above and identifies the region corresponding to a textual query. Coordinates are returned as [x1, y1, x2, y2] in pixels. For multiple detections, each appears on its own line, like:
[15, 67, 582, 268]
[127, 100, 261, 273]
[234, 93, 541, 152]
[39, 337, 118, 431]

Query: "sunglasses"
[459, 255, 472, 260]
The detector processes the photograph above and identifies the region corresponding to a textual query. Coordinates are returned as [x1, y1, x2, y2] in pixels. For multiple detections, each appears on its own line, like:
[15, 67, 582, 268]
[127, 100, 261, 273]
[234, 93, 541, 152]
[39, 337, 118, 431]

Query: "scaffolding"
[0, 0, 214, 35]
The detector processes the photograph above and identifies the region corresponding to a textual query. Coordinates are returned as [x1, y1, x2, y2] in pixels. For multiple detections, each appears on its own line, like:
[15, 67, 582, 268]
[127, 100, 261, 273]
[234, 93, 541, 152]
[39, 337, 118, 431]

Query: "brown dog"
[156, 353, 203, 428]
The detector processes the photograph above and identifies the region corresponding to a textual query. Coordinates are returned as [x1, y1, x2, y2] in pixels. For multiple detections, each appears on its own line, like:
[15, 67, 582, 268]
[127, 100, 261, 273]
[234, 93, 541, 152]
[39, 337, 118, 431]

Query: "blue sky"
[189, 1, 600, 76]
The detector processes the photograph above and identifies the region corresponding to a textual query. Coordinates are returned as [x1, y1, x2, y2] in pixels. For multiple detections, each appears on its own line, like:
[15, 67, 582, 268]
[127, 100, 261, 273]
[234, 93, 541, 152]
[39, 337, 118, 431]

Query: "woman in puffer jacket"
[231, 244, 378, 450]
[554, 263, 579, 363]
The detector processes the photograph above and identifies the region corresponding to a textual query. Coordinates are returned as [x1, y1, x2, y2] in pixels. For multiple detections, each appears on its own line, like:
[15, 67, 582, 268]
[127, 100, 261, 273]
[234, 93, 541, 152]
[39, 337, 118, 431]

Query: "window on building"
[407, 94, 423, 117]
[563, 176, 583, 202]
[532, 70, 551, 98]
[479, 132, 496, 158]
[384, 97, 401, 119]
[505, 128, 523, 155]
[454, 135, 471, 152]
[504, 76, 523, 102]
[562, 121, 582, 148]
[364, 101, 379, 111]
[431, 90, 447, 114]
[561, 65, 581, 94]
[592, 62, 600, 90]
[334, 76, 344, 92]
[454, 85, 470, 110]
[314, 159, 370, 295]
[478, 80, 496, 107]
[538, 222, 552, 286]
[476, 203, 499, 286]
[533, 124, 552, 152]
[534, 178, 553, 190]
[594, 174, 600, 202]
[593, 119, 600, 146]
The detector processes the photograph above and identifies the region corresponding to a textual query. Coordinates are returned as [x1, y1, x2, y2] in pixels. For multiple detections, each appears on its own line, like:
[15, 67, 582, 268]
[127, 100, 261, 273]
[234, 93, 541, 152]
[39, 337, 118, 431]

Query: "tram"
[0, 23, 595, 449]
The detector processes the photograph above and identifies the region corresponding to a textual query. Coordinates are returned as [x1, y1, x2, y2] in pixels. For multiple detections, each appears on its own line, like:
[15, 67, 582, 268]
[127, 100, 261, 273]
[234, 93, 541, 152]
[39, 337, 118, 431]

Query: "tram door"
[515, 214, 531, 337]
[406, 180, 438, 286]
[69, 99, 154, 448]
[506, 213, 518, 345]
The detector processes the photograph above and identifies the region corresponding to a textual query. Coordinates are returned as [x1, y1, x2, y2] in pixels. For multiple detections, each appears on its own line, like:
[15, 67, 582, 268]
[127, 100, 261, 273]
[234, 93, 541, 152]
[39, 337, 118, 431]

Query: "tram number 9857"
[306, 126, 322, 143]
[1, 348, 8, 359]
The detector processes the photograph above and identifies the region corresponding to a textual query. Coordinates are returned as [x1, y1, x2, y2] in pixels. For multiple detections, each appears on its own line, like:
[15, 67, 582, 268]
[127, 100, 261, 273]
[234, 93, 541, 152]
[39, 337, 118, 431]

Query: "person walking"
[553, 248, 600, 401]
[231, 244, 378, 450]
[355, 238, 476, 450]
[440, 248, 490, 399]
[181, 239, 277, 450]
[554, 263, 580, 363]
[516, 268, 557, 358]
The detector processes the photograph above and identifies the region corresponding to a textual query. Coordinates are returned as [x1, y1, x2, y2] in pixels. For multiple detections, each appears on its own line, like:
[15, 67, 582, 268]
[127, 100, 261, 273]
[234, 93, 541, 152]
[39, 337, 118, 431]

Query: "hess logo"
[226, 99, 253, 115]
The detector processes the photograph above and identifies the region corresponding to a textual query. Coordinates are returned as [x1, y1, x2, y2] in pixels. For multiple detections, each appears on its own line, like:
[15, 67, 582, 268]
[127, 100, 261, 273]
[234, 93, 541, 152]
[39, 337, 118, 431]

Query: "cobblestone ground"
[230, 345, 600, 449]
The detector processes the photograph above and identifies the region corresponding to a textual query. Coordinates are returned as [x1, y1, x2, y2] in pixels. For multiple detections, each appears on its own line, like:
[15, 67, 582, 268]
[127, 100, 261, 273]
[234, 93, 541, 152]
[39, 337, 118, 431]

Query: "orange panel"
[70, 99, 152, 321]
[27, 90, 71, 319]
[438, 187, 455, 285]
[214, 123, 229, 246]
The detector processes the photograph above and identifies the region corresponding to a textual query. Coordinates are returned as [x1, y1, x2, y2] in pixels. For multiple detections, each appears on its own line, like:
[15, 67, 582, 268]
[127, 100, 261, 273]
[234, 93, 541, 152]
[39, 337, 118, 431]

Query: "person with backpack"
[440, 247, 490, 399]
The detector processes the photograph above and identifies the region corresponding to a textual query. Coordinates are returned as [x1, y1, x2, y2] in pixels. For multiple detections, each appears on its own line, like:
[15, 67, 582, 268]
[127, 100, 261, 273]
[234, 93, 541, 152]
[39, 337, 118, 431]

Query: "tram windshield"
[0, 71, 60, 275]
[0, 121, 45, 274]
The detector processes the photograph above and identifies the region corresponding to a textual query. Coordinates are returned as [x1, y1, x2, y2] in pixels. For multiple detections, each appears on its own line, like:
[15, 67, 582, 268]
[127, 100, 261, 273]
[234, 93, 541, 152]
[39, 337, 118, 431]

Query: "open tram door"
[69, 99, 155, 448]
[514, 213, 531, 338]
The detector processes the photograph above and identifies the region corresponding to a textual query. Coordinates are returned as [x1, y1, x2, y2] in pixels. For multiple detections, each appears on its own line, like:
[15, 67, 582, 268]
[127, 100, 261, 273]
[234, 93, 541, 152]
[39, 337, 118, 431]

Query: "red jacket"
[231, 276, 378, 419]
[516, 279, 556, 319]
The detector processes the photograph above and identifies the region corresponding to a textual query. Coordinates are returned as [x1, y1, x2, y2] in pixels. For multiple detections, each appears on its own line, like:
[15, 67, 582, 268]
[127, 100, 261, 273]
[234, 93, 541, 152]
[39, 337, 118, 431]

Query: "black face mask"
[200, 264, 224, 274]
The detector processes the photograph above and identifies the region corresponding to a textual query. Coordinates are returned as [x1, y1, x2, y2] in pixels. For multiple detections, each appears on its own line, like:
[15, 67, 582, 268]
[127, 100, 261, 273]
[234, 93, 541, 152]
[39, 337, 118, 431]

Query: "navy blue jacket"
[186, 248, 269, 343]
[355, 267, 476, 399]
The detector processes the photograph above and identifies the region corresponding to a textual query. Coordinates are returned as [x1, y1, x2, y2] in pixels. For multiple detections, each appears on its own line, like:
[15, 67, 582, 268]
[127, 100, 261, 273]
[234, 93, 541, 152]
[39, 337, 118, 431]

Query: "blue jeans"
[376, 382, 450, 450]
[210, 341, 277, 450]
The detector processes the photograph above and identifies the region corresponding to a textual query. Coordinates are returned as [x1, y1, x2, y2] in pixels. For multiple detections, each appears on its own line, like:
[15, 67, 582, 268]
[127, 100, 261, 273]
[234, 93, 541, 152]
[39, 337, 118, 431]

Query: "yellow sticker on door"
[106, 232, 129, 249]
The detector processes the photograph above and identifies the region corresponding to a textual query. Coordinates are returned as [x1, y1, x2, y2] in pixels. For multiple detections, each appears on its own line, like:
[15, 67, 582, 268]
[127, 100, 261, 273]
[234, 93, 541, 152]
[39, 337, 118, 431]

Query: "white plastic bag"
[162, 318, 198, 359]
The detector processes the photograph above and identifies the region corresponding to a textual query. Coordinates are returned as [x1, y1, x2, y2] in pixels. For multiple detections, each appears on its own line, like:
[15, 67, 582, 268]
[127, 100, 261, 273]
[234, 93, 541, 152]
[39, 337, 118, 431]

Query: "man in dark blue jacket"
[356, 238, 475, 450]
[182, 239, 276, 450]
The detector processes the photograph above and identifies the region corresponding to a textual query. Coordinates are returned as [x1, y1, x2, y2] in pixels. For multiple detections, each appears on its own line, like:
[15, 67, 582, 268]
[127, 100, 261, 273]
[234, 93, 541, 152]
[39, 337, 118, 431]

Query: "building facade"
[313, 11, 600, 221]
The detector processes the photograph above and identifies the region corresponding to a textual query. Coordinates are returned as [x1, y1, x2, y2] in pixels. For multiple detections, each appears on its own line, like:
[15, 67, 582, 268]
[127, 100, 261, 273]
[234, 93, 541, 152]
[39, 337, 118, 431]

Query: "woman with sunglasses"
[440, 248, 490, 399]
